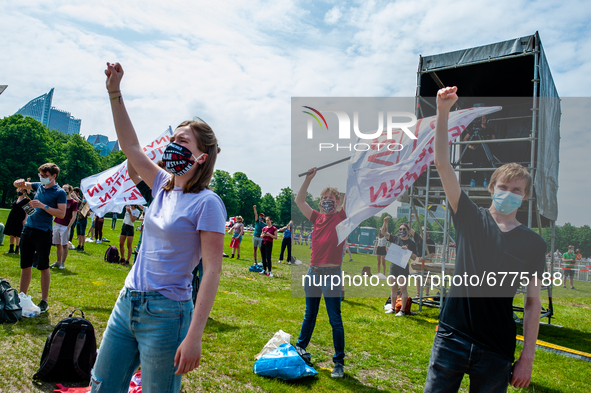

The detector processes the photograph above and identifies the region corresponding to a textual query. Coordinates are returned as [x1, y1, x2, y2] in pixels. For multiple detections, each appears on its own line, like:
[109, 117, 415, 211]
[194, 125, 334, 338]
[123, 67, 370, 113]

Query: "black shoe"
[38, 300, 48, 313]
[331, 363, 344, 378]
[295, 346, 312, 366]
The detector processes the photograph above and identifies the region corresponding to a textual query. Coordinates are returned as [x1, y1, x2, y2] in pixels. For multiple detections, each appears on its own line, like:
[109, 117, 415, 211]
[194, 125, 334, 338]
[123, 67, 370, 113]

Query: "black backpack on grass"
[0, 279, 22, 323]
[33, 309, 97, 382]
[104, 246, 120, 263]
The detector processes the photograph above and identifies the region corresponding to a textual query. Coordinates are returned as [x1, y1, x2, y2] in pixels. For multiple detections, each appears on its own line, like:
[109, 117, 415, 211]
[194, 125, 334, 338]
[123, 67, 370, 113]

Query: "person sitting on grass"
[295, 167, 347, 378]
[90, 62, 226, 393]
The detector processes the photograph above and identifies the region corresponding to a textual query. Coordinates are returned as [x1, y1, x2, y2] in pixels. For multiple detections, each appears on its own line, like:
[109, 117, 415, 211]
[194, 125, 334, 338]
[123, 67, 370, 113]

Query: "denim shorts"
[90, 287, 193, 393]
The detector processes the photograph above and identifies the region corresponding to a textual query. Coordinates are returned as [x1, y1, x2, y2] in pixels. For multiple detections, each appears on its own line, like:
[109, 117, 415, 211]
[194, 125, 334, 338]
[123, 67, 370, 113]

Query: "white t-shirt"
[377, 237, 388, 247]
[123, 208, 140, 226]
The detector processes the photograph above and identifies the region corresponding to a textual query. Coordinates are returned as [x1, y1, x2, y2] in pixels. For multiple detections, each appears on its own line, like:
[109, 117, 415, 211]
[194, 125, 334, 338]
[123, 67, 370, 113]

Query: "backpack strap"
[69, 309, 85, 319]
[72, 324, 90, 379]
[33, 327, 67, 380]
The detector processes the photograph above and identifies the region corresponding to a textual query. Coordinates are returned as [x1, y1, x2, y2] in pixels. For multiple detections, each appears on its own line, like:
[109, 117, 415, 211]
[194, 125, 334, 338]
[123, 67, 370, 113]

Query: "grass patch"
[1, 208, 590, 392]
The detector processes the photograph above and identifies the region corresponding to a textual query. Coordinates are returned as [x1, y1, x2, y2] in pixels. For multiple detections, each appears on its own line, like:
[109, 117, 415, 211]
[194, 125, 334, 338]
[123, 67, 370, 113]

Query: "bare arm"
[380, 217, 391, 238]
[127, 160, 142, 185]
[253, 205, 258, 221]
[29, 201, 67, 219]
[13, 179, 33, 191]
[174, 230, 223, 375]
[105, 62, 160, 189]
[295, 167, 316, 221]
[433, 86, 461, 214]
[511, 278, 542, 388]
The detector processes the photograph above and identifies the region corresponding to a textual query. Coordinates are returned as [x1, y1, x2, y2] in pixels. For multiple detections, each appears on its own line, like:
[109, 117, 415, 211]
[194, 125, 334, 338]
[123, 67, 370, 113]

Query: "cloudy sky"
[1, 0, 589, 226]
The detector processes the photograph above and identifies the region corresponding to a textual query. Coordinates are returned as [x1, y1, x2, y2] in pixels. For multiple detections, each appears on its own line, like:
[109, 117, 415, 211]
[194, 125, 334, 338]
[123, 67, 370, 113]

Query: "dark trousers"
[296, 266, 345, 365]
[261, 241, 273, 272]
[95, 218, 104, 241]
[424, 329, 512, 392]
[279, 237, 291, 262]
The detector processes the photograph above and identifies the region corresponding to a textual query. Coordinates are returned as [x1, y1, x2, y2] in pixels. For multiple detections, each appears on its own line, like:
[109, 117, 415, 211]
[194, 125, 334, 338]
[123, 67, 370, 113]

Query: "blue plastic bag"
[249, 263, 263, 272]
[253, 343, 318, 380]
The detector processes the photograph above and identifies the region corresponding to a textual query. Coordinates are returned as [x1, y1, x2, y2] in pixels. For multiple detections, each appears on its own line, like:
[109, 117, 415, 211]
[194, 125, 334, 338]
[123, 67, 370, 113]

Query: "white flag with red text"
[336, 107, 502, 244]
[80, 127, 173, 217]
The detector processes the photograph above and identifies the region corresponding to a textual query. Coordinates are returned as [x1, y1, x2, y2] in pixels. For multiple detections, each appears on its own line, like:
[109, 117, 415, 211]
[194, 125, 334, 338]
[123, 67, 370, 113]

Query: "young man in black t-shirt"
[424, 87, 546, 392]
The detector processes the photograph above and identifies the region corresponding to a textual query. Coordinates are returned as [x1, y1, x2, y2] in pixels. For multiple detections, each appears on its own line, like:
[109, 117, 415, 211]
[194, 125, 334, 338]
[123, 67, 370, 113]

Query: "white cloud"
[325, 6, 342, 25]
[1, 0, 590, 225]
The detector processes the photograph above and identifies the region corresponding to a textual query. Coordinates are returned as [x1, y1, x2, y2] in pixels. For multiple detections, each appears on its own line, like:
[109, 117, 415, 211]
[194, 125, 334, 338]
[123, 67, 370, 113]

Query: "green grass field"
[1, 207, 590, 392]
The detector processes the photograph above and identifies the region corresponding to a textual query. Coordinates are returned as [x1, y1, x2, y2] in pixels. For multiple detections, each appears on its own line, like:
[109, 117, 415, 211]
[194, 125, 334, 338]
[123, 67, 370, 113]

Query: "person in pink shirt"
[260, 216, 277, 276]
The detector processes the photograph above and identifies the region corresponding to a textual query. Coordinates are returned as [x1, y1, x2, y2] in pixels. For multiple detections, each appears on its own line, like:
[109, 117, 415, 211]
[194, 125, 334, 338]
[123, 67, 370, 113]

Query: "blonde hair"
[488, 163, 532, 199]
[163, 120, 220, 194]
[320, 187, 340, 200]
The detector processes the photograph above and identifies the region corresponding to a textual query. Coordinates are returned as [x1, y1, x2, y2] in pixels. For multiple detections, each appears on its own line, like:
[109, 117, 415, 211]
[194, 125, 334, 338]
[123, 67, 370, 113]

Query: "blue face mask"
[39, 175, 51, 185]
[492, 189, 523, 215]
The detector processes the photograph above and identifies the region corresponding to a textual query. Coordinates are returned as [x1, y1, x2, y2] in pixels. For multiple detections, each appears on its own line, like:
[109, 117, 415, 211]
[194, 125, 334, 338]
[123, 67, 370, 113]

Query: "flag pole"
[297, 156, 351, 177]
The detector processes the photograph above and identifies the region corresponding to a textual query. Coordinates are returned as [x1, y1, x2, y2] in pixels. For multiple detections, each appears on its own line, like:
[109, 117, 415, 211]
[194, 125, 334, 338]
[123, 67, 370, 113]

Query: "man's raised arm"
[433, 86, 461, 214]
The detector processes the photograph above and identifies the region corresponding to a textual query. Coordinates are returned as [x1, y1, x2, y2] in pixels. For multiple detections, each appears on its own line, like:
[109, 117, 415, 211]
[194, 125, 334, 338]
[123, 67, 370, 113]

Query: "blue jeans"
[296, 266, 345, 365]
[90, 288, 193, 393]
[424, 329, 512, 393]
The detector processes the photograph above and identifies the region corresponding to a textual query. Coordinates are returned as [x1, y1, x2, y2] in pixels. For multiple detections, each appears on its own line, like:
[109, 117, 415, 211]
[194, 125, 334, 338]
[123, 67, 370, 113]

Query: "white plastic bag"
[255, 330, 291, 360]
[19, 292, 40, 318]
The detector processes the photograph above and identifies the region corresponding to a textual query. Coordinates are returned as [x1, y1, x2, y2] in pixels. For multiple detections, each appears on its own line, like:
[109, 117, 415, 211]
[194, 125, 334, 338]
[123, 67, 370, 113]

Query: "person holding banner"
[295, 167, 347, 378]
[380, 218, 417, 316]
[424, 86, 546, 391]
[90, 62, 226, 393]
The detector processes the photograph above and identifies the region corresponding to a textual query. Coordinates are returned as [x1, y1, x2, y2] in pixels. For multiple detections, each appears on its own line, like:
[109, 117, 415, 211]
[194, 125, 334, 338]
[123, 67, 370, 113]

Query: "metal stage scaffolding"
[404, 32, 561, 324]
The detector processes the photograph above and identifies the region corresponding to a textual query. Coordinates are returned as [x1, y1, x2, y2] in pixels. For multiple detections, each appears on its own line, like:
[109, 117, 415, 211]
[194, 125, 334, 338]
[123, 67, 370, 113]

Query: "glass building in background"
[15, 88, 81, 135]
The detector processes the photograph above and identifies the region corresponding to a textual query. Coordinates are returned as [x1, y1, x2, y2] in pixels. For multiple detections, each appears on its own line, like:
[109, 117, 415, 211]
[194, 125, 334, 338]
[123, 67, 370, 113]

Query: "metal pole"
[297, 156, 351, 177]
[529, 34, 540, 229]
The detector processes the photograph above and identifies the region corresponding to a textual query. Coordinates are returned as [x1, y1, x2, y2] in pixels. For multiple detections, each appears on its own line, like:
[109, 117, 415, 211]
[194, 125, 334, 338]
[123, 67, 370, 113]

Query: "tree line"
[0, 114, 126, 206]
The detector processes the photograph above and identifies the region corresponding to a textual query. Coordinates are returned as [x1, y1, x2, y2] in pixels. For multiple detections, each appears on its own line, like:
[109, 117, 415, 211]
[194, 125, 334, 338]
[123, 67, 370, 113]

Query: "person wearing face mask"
[13, 163, 67, 314]
[424, 87, 546, 392]
[4, 188, 29, 255]
[50, 184, 78, 269]
[229, 216, 245, 259]
[90, 62, 226, 393]
[380, 218, 417, 316]
[295, 167, 347, 378]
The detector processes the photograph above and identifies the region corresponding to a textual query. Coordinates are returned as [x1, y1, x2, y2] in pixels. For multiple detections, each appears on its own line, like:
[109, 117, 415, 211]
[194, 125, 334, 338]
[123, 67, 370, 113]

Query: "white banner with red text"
[336, 107, 501, 244]
[80, 127, 173, 217]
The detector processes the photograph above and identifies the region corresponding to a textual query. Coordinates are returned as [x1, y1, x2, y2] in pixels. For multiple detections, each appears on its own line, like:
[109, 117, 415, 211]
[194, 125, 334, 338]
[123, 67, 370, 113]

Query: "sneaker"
[50, 262, 60, 269]
[331, 363, 344, 378]
[259, 270, 266, 275]
[571, 287, 576, 290]
[278, 260, 282, 264]
[395, 311, 405, 317]
[59, 264, 65, 270]
[563, 285, 567, 289]
[102, 238, 110, 242]
[96, 240, 102, 244]
[349, 259, 353, 262]
[385, 308, 396, 314]
[230, 255, 234, 259]
[38, 300, 48, 313]
[268, 272, 274, 277]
